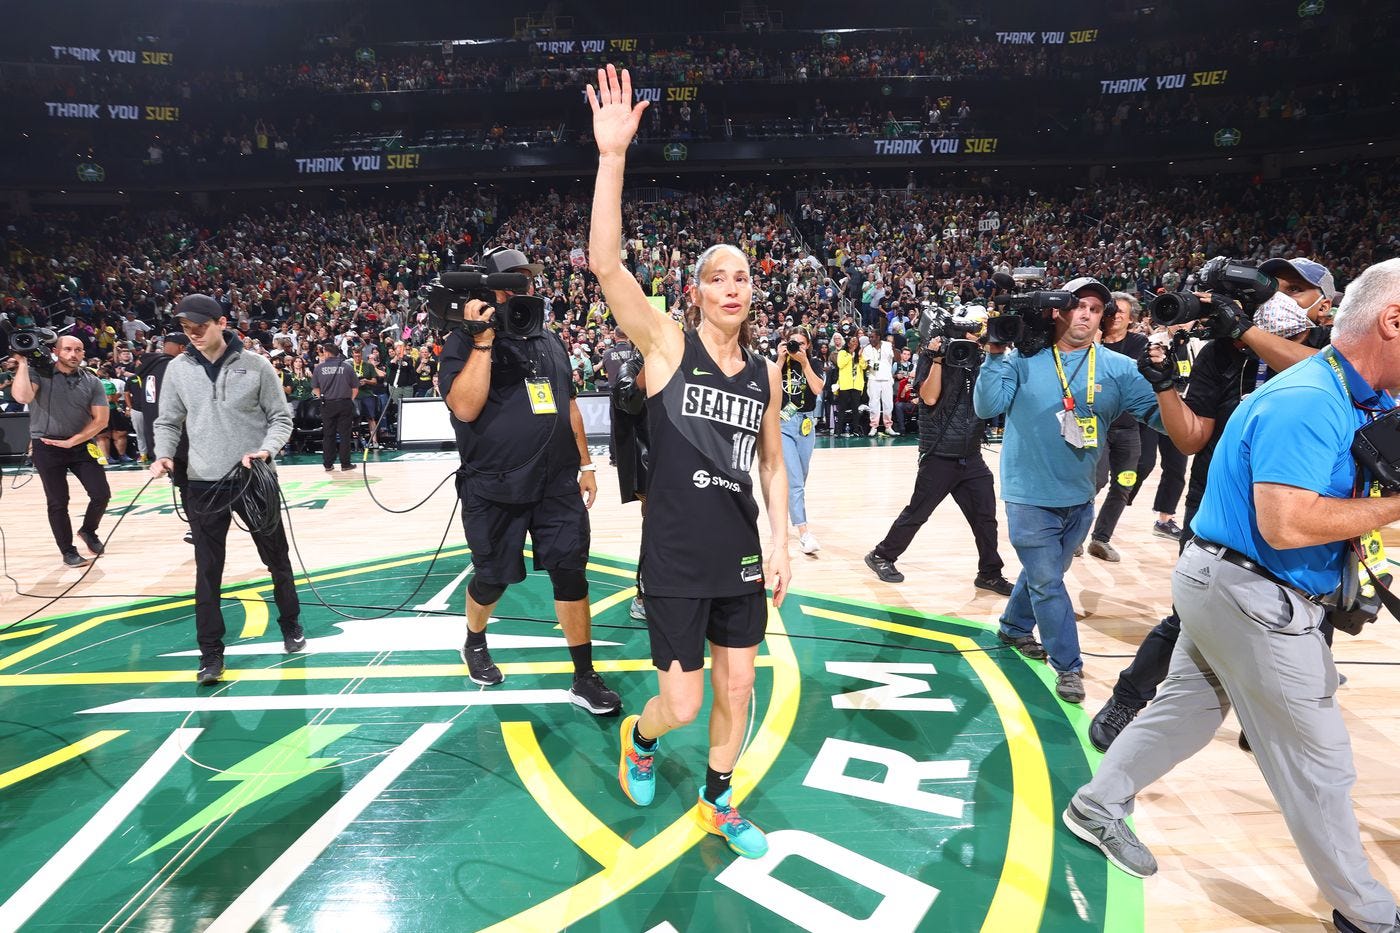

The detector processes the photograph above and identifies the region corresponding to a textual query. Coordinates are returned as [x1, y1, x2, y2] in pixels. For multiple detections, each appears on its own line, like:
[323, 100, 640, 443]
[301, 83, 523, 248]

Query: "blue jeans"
[780, 411, 817, 526]
[1000, 501, 1094, 674]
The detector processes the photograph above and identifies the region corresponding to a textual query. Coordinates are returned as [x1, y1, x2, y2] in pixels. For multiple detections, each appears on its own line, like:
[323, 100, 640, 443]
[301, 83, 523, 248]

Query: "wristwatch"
[578, 463, 597, 473]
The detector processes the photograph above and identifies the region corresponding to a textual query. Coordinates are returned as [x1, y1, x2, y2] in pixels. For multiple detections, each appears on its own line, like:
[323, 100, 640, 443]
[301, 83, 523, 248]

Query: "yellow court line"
[482, 604, 802, 933]
[0, 656, 774, 689]
[0, 547, 472, 672]
[0, 729, 128, 791]
[501, 721, 635, 869]
[800, 604, 1053, 933]
[233, 591, 269, 639]
[590, 585, 637, 619]
[0, 625, 55, 642]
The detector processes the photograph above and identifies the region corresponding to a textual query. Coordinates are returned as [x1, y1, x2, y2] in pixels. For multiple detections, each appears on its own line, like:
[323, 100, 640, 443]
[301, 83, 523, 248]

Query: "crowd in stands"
[3, 161, 1398, 457]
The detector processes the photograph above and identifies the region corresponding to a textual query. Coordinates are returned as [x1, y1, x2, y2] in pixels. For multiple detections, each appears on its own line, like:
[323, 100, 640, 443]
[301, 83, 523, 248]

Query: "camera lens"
[1149, 292, 1202, 328]
[787, 340, 802, 355]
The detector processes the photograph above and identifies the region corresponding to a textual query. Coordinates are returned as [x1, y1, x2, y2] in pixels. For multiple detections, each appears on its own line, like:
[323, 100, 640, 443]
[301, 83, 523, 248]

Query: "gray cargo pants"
[1073, 540, 1398, 932]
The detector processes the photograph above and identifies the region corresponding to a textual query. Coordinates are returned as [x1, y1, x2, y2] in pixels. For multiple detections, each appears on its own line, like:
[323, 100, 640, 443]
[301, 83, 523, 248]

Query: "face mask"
[1253, 291, 1311, 337]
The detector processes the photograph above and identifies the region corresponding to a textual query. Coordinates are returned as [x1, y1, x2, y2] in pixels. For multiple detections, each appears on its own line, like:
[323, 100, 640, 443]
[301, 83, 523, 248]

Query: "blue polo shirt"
[1191, 347, 1393, 595]
[973, 344, 1163, 507]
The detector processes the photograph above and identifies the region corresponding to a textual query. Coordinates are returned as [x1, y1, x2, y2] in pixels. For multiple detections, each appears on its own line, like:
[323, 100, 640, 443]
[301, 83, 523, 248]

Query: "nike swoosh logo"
[692, 367, 712, 376]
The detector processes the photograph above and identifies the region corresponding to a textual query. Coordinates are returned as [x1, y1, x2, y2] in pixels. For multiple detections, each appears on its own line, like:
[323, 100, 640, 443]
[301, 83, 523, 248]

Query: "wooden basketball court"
[2, 439, 1397, 931]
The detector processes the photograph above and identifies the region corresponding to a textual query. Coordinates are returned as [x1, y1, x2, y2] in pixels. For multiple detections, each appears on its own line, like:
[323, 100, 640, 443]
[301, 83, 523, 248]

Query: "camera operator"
[1084, 293, 1149, 562]
[778, 326, 825, 556]
[973, 278, 1164, 704]
[611, 347, 649, 621]
[11, 335, 111, 567]
[1065, 258, 1400, 933]
[439, 246, 620, 716]
[866, 322, 1013, 596]
[1088, 264, 1337, 749]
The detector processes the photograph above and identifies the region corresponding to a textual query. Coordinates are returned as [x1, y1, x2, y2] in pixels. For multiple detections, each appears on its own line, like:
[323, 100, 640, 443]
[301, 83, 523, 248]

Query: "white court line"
[413, 561, 473, 612]
[204, 722, 450, 933]
[79, 689, 572, 716]
[0, 728, 201, 933]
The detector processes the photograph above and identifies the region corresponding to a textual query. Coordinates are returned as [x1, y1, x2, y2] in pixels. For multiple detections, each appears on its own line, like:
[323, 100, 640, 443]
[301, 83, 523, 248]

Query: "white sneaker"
[867, 428, 877, 436]
[799, 532, 821, 555]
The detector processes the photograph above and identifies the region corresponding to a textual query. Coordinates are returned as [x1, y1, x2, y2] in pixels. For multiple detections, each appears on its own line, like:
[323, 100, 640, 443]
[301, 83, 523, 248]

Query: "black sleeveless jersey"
[640, 330, 771, 598]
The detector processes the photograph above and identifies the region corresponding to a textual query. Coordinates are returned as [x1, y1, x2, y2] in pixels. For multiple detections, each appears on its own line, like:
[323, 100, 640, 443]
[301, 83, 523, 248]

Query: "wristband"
[472, 343, 494, 352]
[578, 463, 597, 473]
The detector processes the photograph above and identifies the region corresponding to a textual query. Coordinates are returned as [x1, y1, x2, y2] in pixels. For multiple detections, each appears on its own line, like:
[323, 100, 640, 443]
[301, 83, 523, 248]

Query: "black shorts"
[644, 591, 767, 672]
[107, 410, 133, 433]
[461, 488, 589, 586]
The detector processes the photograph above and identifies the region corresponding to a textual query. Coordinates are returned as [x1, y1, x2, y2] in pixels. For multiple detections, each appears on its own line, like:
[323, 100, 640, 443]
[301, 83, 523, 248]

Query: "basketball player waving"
[587, 64, 791, 860]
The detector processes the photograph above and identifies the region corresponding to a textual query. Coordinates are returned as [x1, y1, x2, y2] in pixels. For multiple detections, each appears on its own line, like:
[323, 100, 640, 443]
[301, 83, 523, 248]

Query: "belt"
[1192, 539, 1327, 605]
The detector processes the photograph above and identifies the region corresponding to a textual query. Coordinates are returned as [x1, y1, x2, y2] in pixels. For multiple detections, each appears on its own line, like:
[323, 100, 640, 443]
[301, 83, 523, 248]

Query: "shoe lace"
[1103, 703, 1136, 731]
[714, 805, 750, 833]
[627, 749, 653, 774]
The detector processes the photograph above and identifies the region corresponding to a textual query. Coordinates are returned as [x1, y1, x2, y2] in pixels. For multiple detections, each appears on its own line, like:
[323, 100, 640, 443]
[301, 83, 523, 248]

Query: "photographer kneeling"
[866, 313, 1012, 596]
[1065, 258, 1400, 933]
[437, 247, 620, 716]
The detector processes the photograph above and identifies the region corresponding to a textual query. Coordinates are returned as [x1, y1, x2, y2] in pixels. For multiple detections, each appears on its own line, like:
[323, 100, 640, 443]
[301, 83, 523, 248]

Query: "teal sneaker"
[696, 787, 768, 859]
[618, 714, 656, 806]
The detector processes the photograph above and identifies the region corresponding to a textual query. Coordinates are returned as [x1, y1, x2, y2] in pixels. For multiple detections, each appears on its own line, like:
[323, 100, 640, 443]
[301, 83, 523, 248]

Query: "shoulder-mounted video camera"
[916, 307, 985, 370]
[417, 265, 546, 341]
[1149, 257, 1277, 333]
[985, 272, 1072, 357]
[1, 325, 58, 377]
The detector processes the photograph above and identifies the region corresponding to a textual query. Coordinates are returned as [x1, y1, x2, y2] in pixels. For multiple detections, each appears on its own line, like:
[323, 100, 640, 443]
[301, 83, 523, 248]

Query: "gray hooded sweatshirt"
[153, 334, 292, 482]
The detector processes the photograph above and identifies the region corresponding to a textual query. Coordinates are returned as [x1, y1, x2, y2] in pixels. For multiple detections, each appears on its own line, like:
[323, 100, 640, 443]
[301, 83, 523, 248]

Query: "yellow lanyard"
[1052, 345, 1095, 413]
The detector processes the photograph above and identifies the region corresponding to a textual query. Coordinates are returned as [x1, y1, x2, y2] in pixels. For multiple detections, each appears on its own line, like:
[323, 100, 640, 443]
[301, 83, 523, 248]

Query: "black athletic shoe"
[78, 530, 105, 556]
[461, 640, 504, 686]
[569, 671, 622, 716]
[197, 658, 224, 686]
[864, 550, 904, 583]
[183, 530, 195, 545]
[281, 622, 307, 653]
[62, 549, 88, 567]
[1238, 732, 1251, 753]
[1088, 698, 1140, 752]
[973, 574, 1015, 597]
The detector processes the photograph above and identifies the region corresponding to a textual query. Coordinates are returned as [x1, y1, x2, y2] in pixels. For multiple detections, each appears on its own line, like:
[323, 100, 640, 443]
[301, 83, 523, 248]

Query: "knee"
[548, 568, 588, 602]
[467, 575, 506, 607]
[662, 691, 704, 727]
[717, 669, 756, 703]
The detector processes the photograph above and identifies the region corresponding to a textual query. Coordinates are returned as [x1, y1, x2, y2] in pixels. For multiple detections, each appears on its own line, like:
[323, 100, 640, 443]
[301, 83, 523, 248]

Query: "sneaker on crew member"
[440, 246, 621, 717]
[867, 322, 1014, 599]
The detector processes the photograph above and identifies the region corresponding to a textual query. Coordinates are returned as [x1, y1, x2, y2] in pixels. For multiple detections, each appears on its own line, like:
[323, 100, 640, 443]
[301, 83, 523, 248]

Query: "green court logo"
[0, 548, 1134, 930]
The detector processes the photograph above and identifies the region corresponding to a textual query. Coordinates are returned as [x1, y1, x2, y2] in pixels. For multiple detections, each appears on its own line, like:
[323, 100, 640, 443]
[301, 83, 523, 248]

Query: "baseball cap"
[1063, 277, 1113, 306]
[1259, 257, 1338, 300]
[174, 293, 224, 324]
[481, 247, 544, 276]
[162, 332, 190, 347]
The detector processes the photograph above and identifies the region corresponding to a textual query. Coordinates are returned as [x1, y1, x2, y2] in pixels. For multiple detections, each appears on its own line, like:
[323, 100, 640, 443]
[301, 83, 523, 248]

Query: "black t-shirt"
[600, 342, 636, 387]
[439, 330, 578, 504]
[1181, 337, 1260, 504]
[1102, 333, 1149, 429]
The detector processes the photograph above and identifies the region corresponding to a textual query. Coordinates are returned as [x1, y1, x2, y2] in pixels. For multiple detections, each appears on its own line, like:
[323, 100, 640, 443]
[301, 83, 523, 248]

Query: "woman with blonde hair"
[587, 64, 790, 860]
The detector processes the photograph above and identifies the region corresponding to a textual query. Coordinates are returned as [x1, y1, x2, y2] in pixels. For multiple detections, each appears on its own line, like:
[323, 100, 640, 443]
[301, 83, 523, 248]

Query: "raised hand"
[586, 64, 649, 158]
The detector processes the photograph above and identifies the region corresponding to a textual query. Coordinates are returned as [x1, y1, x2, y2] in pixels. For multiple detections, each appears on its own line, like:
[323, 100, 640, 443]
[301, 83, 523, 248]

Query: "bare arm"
[10, 357, 34, 404]
[1155, 388, 1215, 455]
[758, 361, 791, 606]
[1239, 327, 1317, 373]
[586, 65, 680, 372]
[444, 312, 495, 423]
[1255, 482, 1400, 550]
[570, 397, 596, 509]
[917, 338, 943, 405]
